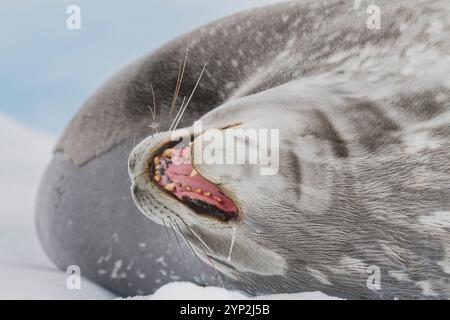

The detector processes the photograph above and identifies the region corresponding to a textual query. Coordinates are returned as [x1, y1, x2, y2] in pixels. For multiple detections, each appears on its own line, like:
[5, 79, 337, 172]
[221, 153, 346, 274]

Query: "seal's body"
[37, 0, 450, 299]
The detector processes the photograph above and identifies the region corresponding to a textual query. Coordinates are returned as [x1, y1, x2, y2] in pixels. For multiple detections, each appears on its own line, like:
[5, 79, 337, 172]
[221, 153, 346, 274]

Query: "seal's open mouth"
[150, 142, 238, 222]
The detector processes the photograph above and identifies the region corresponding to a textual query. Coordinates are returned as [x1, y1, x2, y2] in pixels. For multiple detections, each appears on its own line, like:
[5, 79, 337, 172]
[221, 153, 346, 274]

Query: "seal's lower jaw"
[149, 142, 239, 223]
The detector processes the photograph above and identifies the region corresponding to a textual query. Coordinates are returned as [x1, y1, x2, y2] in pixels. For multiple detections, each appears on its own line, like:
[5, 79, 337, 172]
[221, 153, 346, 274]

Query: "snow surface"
[0, 114, 114, 299]
[0, 114, 337, 300]
[128, 282, 340, 300]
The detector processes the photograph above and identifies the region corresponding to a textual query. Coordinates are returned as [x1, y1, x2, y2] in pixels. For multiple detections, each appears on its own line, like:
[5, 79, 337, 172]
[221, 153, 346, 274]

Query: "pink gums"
[155, 147, 237, 214]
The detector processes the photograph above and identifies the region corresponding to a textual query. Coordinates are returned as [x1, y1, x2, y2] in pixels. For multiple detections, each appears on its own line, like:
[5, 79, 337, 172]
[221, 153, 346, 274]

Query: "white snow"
[125, 282, 340, 300]
[0, 114, 114, 299]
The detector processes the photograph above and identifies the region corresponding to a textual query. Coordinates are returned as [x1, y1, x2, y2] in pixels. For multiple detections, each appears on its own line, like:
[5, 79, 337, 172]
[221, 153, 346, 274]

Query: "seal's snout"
[128, 132, 172, 184]
[128, 144, 145, 182]
[127, 129, 240, 223]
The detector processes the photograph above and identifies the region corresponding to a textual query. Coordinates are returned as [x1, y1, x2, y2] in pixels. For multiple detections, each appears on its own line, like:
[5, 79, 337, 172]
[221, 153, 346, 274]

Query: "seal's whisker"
[161, 218, 173, 256]
[145, 84, 159, 134]
[169, 218, 185, 258]
[161, 218, 172, 240]
[177, 218, 224, 288]
[179, 218, 213, 254]
[166, 59, 183, 123]
[171, 97, 188, 132]
[166, 44, 189, 126]
[227, 226, 237, 262]
[172, 61, 208, 131]
[132, 133, 137, 148]
[147, 105, 155, 123]
[150, 84, 157, 121]
[198, 240, 225, 288]
[169, 96, 186, 131]
[173, 219, 212, 278]
[161, 218, 172, 256]
[148, 126, 159, 134]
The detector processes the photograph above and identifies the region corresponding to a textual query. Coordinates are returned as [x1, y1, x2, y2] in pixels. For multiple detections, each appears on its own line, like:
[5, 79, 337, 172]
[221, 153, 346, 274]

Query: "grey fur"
[128, 0, 450, 299]
[38, 0, 450, 299]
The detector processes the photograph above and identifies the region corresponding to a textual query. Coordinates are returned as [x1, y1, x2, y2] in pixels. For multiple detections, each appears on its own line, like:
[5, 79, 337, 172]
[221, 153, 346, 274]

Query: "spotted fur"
[62, 0, 450, 299]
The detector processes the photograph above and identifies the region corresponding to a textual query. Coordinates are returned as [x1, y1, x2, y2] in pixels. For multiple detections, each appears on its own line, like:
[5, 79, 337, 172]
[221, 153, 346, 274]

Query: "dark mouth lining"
[149, 138, 238, 223]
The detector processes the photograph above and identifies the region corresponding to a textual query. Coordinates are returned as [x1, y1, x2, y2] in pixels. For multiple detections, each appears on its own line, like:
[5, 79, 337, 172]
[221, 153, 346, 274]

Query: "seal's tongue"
[153, 146, 237, 221]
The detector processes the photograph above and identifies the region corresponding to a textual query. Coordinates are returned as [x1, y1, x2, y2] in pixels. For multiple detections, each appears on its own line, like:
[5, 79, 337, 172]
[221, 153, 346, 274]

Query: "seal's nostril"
[127, 149, 138, 178]
[128, 156, 136, 172]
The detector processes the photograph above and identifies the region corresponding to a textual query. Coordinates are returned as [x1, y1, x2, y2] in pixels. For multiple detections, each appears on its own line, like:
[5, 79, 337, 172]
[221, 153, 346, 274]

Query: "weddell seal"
[36, 0, 450, 299]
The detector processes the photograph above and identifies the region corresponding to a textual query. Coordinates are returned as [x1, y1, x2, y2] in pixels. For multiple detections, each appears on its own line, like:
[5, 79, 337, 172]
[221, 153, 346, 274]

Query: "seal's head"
[128, 75, 450, 299]
[128, 82, 352, 294]
[127, 0, 450, 298]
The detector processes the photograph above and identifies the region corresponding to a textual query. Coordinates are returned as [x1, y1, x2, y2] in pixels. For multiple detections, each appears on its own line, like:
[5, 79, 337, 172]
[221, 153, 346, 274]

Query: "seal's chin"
[149, 141, 239, 223]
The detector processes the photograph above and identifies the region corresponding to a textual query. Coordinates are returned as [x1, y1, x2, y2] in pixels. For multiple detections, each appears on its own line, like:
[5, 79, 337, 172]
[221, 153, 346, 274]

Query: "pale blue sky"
[0, 0, 281, 134]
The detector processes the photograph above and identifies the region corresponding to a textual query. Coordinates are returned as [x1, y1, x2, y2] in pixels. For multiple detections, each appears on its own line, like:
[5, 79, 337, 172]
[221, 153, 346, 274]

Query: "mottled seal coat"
[37, 0, 450, 299]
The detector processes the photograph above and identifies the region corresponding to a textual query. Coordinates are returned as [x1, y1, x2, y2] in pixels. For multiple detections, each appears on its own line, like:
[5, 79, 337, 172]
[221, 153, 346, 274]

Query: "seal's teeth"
[195, 188, 202, 194]
[164, 183, 176, 192]
[154, 175, 161, 182]
[214, 196, 223, 203]
[190, 169, 198, 177]
[154, 156, 160, 165]
[203, 191, 211, 197]
[162, 148, 173, 158]
[185, 185, 192, 192]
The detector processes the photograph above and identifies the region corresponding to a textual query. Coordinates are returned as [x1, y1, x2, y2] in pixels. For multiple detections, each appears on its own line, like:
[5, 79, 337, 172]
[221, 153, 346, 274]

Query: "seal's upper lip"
[148, 138, 239, 223]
